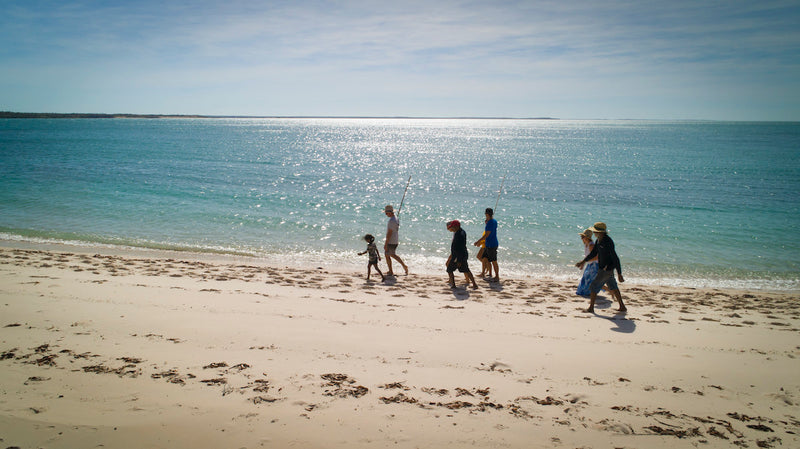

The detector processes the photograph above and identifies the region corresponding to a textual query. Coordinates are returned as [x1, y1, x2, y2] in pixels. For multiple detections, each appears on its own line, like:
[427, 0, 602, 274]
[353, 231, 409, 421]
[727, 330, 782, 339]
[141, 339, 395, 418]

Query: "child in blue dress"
[576, 229, 598, 297]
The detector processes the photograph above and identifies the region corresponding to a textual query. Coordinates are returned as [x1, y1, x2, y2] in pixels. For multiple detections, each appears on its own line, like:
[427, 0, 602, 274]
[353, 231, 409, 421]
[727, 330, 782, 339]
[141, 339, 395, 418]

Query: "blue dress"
[576, 244, 599, 297]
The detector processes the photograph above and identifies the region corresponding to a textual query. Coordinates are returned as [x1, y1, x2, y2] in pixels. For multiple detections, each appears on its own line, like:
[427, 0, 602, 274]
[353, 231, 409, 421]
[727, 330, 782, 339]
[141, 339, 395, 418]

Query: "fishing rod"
[397, 175, 411, 218]
[494, 173, 507, 211]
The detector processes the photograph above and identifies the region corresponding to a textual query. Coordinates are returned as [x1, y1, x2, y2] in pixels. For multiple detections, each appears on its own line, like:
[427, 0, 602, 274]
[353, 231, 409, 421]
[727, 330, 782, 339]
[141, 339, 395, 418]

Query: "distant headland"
[0, 112, 206, 119]
[0, 111, 558, 120]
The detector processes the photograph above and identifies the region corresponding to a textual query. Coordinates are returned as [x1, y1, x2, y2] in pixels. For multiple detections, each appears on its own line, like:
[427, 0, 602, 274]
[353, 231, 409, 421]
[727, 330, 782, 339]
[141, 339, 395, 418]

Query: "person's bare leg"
[385, 252, 393, 276]
[611, 289, 627, 312]
[393, 255, 408, 275]
[465, 272, 478, 289]
[479, 258, 488, 277]
[585, 291, 597, 313]
[491, 261, 499, 282]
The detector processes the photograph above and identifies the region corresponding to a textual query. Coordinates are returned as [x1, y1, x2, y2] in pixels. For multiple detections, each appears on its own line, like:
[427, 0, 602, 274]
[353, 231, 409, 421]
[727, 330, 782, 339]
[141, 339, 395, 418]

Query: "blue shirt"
[485, 218, 498, 248]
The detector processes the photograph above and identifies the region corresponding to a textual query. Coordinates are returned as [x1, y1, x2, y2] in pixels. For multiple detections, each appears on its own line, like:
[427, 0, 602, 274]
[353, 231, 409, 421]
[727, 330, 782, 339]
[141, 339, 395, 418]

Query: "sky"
[1, 0, 799, 120]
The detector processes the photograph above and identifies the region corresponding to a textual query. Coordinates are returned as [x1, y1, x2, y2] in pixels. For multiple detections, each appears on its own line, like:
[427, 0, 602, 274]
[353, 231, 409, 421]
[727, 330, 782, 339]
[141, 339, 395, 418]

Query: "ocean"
[1, 118, 798, 291]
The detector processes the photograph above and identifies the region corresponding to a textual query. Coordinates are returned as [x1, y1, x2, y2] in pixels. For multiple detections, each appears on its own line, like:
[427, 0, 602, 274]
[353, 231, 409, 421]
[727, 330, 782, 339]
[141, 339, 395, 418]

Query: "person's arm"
[474, 231, 489, 247]
[576, 245, 598, 268]
[384, 228, 394, 250]
[613, 251, 623, 282]
[585, 243, 598, 263]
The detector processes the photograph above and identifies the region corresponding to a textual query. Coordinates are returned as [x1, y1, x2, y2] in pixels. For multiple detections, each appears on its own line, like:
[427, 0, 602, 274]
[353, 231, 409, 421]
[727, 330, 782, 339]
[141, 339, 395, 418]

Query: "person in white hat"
[576, 228, 598, 297]
[383, 205, 408, 276]
[575, 222, 626, 313]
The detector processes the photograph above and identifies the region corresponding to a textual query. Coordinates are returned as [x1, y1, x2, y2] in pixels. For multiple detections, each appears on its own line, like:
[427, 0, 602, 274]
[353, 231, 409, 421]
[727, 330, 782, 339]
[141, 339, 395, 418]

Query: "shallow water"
[1, 118, 798, 290]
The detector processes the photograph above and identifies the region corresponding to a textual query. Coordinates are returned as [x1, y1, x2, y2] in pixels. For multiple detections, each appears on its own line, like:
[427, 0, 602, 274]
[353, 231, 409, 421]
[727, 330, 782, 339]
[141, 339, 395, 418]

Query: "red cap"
[446, 220, 460, 229]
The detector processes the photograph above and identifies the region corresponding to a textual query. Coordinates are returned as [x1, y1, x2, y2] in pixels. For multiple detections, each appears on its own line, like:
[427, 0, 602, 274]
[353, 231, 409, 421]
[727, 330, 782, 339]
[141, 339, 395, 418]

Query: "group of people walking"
[357, 205, 409, 282]
[359, 206, 626, 314]
[445, 207, 499, 289]
[575, 222, 626, 313]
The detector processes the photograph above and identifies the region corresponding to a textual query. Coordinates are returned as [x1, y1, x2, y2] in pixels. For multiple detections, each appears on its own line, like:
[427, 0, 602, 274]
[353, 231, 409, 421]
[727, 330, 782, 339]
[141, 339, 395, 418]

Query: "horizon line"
[2, 112, 798, 123]
[0, 111, 558, 120]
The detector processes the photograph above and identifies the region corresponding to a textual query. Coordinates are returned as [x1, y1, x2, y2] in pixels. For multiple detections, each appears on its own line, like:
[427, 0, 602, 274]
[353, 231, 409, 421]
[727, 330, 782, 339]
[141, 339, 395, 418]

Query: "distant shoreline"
[0, 111, 558, 120]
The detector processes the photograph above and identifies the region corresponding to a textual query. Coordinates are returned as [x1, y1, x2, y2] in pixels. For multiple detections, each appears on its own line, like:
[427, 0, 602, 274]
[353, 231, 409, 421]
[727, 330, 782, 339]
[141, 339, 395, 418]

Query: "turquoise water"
[1, 118, 798, 290]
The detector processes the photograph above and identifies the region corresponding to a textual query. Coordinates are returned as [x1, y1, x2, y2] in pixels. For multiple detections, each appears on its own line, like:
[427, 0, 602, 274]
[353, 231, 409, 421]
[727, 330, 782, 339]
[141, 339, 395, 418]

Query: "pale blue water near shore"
[1, 118, 798, 290]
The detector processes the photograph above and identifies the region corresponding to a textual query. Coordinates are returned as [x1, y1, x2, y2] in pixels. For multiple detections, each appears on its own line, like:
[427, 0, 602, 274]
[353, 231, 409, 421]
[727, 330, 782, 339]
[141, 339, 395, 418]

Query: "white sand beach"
[1, 244, 798, 448]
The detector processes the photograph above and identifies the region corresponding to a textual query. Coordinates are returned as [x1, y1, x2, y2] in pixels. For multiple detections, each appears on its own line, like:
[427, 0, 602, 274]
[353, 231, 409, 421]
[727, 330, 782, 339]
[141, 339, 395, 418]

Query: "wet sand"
[0, 245, 798, 448]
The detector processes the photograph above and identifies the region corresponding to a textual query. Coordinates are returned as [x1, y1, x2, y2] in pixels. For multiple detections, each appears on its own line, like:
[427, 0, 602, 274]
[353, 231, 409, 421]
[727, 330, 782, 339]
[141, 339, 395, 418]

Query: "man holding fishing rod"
[383, 205, 409, 276]
[383, 176, 412, 277]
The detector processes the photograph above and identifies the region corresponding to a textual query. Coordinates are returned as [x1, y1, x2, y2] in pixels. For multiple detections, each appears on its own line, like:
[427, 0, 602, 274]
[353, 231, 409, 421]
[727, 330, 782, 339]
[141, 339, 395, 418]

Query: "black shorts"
[484, 247, 498, 262]
[447, 259, 471, 273]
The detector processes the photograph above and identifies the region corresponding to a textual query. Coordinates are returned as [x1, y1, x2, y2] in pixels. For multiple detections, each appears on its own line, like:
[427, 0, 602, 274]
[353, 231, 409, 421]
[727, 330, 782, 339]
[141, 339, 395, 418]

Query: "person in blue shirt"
[474, 208, 499, 282]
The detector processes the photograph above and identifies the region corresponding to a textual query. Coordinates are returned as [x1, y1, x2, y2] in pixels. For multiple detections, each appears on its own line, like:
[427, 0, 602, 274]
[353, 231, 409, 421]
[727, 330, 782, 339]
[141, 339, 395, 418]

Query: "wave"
[0, 229, 256, 258]
[1, 229, 797, 292]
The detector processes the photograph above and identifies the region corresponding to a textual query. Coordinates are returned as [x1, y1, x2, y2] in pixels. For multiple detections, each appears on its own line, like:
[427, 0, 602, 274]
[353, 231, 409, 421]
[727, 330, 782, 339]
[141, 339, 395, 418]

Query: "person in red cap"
[446, 220, 479, 289]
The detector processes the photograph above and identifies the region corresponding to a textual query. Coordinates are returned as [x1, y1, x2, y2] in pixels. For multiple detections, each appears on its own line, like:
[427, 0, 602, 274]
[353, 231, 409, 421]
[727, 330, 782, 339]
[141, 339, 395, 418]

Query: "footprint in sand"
[478, 361, 512, 373]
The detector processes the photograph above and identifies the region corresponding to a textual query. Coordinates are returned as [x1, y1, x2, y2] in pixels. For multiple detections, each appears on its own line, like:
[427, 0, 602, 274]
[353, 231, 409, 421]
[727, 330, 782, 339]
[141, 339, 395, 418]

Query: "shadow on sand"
[483, 278, 503, 292]
[590, 297, 636, 333]
[381, 275, 398, 287]
[448, 283, 479, 300]
[598, 313, 636, 333]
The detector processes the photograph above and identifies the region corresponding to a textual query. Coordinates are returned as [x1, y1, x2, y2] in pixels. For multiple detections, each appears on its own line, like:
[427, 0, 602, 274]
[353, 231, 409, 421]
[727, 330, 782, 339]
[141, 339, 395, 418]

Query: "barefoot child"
[358, 234, 385, 281]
